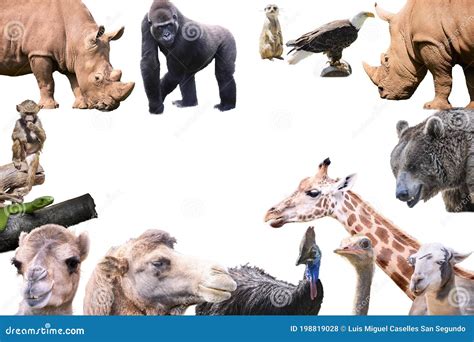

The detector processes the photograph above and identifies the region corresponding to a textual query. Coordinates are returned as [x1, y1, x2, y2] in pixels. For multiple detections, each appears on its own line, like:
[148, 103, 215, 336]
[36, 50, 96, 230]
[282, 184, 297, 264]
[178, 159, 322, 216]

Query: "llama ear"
[396, 120, 409, 138]
[18, 232, 28, 247]
[77, 232, 90, 261]
[335, 174, 357, 192]
[424, 117, 445, 139]
[451, 251, 472, 264]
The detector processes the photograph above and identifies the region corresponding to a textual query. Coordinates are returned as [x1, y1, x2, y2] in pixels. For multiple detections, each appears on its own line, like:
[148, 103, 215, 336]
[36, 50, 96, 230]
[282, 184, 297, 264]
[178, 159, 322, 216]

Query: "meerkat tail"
[288, 50, 313, 65]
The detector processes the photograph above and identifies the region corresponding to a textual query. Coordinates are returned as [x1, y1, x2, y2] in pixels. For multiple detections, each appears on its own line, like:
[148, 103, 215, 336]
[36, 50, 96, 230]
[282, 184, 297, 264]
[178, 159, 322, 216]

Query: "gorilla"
[141, 0, 237, 114]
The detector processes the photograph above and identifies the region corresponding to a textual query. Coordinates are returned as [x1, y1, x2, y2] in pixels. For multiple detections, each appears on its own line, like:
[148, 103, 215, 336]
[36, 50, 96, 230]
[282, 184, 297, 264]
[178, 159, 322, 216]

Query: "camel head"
[100, 230, 237, 314]
[408, 243, 471, 297]
[265, 158, 357, 228]
[12, 225, 89, 313]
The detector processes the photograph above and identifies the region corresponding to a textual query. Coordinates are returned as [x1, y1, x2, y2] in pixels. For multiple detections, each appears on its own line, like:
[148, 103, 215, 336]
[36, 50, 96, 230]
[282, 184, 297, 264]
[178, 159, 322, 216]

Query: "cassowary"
[287, 11, 374, 66]
[195, 227, 323, 315]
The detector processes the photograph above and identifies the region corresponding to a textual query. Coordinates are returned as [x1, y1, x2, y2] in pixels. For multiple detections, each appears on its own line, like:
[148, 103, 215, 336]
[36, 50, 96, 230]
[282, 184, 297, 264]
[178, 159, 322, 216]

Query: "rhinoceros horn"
[375, 3, 395, 22]
[363, 62, 380, 86]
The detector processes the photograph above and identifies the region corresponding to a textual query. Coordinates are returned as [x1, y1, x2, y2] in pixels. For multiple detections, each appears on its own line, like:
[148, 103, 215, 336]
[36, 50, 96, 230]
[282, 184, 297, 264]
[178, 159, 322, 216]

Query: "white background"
[1, 0, 473, 315]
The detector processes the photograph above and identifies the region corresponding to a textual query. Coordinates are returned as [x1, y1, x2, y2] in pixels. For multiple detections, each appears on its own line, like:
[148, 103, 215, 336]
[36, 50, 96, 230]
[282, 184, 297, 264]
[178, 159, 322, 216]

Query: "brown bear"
[391, 109, 474, 212]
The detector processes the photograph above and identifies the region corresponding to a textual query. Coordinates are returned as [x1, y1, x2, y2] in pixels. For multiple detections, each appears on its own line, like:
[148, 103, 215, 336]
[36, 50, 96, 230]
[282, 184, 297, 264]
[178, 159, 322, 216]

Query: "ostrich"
[334, 235, 375, 315]
[195, 227, 324, 315]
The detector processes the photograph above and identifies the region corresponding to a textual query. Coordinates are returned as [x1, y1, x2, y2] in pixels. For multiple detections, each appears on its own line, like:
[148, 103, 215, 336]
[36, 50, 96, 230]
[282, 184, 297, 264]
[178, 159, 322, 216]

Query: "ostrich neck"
[331, 191, 420, 299]
[353, 263, 374, 315]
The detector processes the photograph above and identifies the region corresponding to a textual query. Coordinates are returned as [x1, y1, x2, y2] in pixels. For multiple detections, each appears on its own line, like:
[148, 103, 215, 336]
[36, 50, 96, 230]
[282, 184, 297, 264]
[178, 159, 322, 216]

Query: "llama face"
[265, 158, 357, 228]
[408, 244, 471, 296]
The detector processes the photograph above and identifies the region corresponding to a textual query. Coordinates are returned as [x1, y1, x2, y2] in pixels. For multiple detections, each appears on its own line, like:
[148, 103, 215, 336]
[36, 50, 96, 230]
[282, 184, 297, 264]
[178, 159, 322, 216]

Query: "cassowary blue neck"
[305, 260, 320, 301]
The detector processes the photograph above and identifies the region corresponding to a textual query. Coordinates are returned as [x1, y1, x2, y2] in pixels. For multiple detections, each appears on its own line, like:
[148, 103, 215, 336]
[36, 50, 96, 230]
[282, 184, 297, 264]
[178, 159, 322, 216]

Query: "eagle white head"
[350, 11, 375, 30]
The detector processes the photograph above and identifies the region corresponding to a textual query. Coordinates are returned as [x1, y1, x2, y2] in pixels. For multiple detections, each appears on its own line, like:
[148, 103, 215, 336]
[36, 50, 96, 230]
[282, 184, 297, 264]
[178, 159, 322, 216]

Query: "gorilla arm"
[140, 15, 163, 114]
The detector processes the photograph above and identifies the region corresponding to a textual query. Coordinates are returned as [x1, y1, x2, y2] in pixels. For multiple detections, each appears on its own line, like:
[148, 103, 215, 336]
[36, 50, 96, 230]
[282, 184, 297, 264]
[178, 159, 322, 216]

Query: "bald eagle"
[287, 12, 374, 65]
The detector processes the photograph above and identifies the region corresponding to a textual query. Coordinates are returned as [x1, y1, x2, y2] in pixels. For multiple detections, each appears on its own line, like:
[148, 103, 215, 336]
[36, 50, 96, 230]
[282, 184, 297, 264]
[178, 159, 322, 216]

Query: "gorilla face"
[151, 20, 178, 47]
[149, 3, 180, 48]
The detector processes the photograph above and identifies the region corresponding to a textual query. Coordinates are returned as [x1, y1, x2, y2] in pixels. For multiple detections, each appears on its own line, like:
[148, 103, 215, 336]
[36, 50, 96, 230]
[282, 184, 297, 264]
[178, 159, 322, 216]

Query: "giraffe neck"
[331, 191, 420, 299]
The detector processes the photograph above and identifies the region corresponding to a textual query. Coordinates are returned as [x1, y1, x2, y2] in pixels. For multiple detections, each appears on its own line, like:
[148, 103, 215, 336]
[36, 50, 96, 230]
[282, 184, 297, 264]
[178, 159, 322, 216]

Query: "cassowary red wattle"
[306, 259, 321, 301]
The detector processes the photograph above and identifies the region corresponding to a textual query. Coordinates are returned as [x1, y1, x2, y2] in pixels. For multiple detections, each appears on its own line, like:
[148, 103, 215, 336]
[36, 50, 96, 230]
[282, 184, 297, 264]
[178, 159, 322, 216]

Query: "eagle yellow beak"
[366, 12, 375, 18]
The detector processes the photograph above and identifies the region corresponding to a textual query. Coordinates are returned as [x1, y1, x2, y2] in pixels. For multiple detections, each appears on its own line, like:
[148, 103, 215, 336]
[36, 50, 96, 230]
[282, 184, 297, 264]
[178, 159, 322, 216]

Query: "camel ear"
[77, 232, 90, 261]
[102, 256, 129, 276]
[424, 117, 445, 139]
[396, 120, 409, 138]
[18, 232, 28, 247]
[451, 251, 472, 265]
[335, 174, 357, 192]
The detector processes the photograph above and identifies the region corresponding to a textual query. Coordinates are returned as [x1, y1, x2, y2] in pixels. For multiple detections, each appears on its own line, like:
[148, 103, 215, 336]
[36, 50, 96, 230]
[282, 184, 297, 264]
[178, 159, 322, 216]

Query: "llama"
[409, 243, 473, 315]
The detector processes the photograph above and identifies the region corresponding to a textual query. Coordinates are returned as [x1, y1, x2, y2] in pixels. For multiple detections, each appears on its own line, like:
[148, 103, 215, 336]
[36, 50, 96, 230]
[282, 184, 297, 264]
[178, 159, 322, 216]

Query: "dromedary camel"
[83, 229, 237, 315]
[12, 224, 89, 315]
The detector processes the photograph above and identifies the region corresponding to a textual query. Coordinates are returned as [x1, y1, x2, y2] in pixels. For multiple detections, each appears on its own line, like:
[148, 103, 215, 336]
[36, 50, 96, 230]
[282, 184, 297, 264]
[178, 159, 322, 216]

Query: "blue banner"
[0, 316, 472, 342]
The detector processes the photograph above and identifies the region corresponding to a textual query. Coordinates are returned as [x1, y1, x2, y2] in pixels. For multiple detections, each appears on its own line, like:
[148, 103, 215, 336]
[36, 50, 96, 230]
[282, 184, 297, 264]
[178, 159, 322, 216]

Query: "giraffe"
[264, 158, 474, 313]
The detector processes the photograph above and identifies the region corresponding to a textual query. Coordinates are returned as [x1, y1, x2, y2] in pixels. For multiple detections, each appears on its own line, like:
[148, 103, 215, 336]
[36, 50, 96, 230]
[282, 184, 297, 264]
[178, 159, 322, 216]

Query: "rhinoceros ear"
[105, 27, 125, 42]
[424, 116, 445, 139]
[396, 120, 409, 138]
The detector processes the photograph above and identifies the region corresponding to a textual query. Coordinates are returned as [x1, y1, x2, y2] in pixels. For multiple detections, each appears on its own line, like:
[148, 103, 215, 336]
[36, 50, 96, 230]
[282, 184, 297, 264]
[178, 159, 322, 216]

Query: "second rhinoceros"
[0, 0, 134, 111]
[364, 0, 474, 110]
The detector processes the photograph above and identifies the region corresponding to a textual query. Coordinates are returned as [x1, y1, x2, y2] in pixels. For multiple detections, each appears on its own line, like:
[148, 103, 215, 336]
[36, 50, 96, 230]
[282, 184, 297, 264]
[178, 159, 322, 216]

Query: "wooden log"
[0, 194, 97, 253]
[0, 162, 45, 203]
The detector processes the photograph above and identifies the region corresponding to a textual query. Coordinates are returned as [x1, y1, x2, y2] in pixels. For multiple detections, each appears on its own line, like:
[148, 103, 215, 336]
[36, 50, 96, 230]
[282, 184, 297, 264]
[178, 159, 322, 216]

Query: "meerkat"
[11, 100, 46, 196]
[259, 4, 284, 60]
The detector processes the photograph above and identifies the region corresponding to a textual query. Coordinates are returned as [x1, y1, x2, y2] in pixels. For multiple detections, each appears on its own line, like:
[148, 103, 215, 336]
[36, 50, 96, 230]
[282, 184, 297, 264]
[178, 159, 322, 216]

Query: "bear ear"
[424, 116, 445, 139]
[396, 120, 409, 138]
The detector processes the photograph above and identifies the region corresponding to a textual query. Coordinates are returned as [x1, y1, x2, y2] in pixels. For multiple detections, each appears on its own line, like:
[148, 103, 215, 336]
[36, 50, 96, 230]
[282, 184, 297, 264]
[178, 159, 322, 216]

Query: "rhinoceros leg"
[419, 44, 453, 110]
[30, 56, 59, 109]
[67, 73, 88, 109]
[463, 67, 474, 109]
